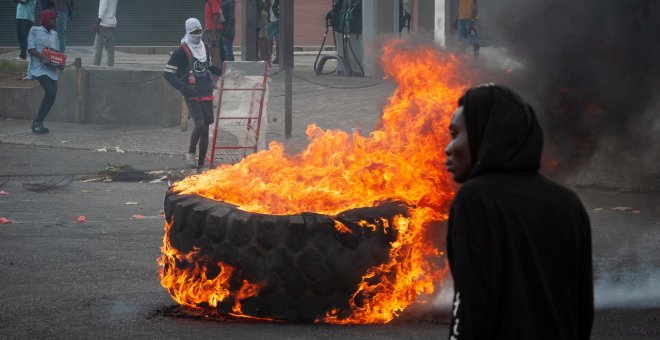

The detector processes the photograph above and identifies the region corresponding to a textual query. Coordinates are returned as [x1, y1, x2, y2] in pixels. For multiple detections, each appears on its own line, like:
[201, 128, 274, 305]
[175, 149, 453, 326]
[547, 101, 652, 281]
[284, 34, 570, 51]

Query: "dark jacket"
[163, 43, 221, 99]
[447, 85, 594, 340]
[221, 0, 235, 41]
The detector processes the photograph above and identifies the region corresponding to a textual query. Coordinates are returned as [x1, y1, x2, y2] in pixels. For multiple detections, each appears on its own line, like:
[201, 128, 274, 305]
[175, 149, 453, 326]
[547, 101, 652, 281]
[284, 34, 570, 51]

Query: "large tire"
[163, 190, 408, 321]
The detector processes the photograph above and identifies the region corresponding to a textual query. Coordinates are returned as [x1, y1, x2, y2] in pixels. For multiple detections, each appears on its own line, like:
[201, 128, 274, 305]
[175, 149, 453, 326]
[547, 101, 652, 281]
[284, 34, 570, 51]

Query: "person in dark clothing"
[164, 18, 222, 171]
[54, 0, 73, 51]
[444, 84, 593, 339]
[221, 0, 235, 62]
[39, 0, 53, 10]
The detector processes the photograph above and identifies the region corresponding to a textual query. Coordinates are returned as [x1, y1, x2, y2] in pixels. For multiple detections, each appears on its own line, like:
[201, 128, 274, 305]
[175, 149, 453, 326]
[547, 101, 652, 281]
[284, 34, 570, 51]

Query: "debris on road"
[23, 176, 74, 192]
[595, 207, 642, 214]
[0, 217, 13, 224]
[77, 215, 87, 223]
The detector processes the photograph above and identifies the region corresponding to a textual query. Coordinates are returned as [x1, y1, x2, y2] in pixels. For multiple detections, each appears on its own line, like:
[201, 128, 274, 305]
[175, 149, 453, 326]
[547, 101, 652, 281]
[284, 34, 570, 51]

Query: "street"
[1, 50, 660, 339]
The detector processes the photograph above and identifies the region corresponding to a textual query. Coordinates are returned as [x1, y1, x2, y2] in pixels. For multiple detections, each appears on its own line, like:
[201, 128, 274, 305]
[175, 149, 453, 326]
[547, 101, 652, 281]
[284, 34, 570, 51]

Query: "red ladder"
[209, 61, 269, 167]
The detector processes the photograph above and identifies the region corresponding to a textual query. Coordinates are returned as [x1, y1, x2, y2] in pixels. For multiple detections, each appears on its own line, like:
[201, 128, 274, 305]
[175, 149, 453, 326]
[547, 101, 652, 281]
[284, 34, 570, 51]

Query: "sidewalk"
[0, 47, 395, 162]
[0, 45, 526, 162]
[0, 46, 335, 71]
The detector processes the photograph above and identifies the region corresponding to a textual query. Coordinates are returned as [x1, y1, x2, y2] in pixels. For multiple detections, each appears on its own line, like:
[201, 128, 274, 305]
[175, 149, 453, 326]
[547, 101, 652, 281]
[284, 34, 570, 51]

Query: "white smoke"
[595, 269, 660, 309]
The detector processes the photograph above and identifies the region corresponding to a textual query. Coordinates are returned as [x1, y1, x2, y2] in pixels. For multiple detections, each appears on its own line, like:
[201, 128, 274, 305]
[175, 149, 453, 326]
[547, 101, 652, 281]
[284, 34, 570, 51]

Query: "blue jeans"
[16, 19, 32, 59]
[457, 19, 479, 46]
[223, 41, 234, 62]
[56, 10, 68, 51]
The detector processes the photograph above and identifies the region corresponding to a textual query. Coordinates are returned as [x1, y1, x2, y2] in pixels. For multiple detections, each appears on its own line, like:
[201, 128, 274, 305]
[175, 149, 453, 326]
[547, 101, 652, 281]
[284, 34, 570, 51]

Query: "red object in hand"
[43, 48, 67, 66]
[77, 215, 86, 223]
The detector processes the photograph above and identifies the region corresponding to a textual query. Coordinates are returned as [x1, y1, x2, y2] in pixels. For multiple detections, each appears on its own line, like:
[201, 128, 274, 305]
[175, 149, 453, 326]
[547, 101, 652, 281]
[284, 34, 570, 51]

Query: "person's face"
[445, 106, 472, 183]
[45, 14, 56, 29]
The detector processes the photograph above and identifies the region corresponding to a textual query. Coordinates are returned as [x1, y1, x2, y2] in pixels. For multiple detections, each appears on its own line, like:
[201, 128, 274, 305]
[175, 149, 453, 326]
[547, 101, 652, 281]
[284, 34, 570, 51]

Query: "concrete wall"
[0, 69, 182, 127]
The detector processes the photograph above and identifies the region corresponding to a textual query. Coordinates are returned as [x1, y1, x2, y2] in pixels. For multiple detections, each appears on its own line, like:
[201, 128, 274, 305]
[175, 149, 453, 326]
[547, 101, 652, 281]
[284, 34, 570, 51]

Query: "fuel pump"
[314, 0, 364, 76]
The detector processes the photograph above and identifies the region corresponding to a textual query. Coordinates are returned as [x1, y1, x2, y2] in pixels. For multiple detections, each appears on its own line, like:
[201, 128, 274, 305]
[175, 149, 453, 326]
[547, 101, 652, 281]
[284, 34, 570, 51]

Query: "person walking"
[93, 0, 118, 67]
[27, 9, 63, 134]
[54, 0, 73, 51]
[444, 84, 594, 339]
[205, 0, 224, 70]
[455, 0, 480, 56]
[164, 18, 222, 172]
[16, 0, 36, 60]
[221, 0, 235, 62]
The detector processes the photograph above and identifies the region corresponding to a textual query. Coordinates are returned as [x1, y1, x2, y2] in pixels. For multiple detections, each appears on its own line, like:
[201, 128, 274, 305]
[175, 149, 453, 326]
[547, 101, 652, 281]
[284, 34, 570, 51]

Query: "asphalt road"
[1, 144, 659, 339]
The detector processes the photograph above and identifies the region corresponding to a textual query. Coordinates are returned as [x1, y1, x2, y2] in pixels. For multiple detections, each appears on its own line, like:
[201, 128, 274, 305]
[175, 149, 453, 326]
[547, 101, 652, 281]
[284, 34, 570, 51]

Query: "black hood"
[460, 84, 544, 180]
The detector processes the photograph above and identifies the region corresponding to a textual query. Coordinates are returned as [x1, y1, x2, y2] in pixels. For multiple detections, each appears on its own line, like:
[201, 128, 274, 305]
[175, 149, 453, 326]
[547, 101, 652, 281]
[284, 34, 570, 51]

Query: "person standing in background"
[455, 0, 480, 56]
[266, 0, 279, 64]
[54, 0, 73, 51]
[257, 0, 269, 61]
[205, 0, 224, 70]
[27, 9, 63, 134]
[39, 0, 53, 10]
[221, 0, 235, 62]
[93, 0, 118, 67]
[15, 0, 36, 60]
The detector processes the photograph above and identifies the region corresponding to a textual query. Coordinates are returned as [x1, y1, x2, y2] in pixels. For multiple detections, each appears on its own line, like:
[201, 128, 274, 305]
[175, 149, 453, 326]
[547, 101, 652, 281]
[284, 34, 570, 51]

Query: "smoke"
[595, 270, 660, 309]
[479, 0, 660, 176]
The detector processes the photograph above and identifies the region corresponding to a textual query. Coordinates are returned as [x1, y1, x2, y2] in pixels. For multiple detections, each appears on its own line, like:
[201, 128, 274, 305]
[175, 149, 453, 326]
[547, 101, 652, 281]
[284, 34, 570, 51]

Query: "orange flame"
[164, 40, 475, 323]
[158, 220, 262, 315]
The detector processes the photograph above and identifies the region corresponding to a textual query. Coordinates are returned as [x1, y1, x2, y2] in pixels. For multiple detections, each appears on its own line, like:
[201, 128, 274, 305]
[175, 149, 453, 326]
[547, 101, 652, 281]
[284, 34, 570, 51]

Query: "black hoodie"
[447, 85, 593, 340]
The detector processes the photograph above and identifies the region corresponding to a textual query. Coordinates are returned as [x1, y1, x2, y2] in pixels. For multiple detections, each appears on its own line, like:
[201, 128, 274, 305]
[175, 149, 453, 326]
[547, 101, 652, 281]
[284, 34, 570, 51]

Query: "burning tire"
[163, 190, 408, 321]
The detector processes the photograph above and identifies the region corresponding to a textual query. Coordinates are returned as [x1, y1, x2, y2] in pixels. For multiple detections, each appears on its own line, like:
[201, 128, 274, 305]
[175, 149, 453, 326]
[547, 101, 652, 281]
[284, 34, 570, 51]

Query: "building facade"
[1, 1, 467, 49]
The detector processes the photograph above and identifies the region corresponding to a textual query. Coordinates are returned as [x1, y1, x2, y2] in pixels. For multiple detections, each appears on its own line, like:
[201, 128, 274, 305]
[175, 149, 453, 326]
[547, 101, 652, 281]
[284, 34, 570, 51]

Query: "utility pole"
[280, 0, 294, 138]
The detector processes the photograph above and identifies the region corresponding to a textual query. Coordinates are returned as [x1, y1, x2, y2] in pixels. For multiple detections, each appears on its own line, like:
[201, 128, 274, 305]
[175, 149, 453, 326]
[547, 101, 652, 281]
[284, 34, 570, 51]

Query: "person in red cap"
[27, 9, 63, 134]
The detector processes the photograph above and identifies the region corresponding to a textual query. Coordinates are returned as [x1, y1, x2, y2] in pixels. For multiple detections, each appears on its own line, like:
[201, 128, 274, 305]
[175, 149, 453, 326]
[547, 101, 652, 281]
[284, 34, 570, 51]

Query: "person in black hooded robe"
[444, 84, 593, 340]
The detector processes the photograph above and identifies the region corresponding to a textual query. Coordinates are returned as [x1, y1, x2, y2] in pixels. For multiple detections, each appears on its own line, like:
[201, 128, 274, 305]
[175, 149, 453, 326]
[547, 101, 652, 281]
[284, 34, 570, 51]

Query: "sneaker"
[31, 120, 49, 134]
[185, 153, 197, 168]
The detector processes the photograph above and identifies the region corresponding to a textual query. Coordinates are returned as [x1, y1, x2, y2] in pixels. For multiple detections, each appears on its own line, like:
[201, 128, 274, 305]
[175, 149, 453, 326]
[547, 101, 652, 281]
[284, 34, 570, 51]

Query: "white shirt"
[269, 5, 279, 22]
[98, 0, 118, 27]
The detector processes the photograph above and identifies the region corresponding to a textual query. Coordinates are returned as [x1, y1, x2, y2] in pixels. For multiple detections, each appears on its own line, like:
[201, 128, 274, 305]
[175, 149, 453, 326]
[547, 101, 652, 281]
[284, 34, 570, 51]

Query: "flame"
[158, 220, 262, 316]
[333, 220, 354, 234]
[162, 40, 474, 323]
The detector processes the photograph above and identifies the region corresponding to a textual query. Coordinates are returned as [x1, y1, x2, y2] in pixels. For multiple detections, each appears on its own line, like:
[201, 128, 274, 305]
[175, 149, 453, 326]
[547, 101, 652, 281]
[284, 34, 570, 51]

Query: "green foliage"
[0, 59, 28, 75]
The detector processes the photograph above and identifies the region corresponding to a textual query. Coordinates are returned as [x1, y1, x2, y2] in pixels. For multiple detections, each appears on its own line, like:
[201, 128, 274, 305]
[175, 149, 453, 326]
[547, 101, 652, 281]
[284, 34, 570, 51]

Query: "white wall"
[434, 0, 447, 46]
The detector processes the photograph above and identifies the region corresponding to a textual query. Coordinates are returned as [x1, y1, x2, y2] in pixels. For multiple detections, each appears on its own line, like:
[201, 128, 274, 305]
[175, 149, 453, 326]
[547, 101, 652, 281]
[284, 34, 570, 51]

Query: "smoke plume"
[480, 0, 660, 177]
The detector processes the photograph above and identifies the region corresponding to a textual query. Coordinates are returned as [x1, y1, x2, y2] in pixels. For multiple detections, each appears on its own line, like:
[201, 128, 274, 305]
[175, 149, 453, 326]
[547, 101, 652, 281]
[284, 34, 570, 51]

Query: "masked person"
[164, 18, 221, 172]
[444, 84, 593, 339]
[27, 9, 62, 134]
